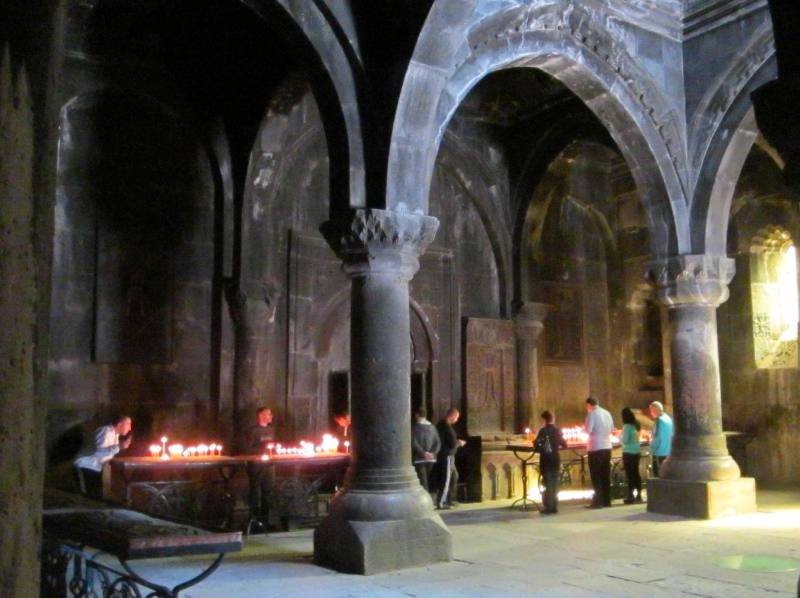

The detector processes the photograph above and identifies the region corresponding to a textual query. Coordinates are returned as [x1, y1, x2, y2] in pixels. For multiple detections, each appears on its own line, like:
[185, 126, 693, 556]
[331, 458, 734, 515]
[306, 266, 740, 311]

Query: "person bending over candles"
[73, 414, 133, 499]
[245, 406, 276, 533]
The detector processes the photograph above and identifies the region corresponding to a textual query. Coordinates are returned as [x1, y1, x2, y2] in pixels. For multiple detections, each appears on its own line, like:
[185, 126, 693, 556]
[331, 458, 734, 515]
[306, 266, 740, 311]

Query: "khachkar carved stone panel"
[465, 319, 516, 434]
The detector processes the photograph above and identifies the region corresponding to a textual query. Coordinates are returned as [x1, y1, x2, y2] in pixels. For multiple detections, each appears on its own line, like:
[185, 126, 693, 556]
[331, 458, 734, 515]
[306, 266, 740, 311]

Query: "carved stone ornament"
[514, 302, 550, 341]
[320, 209, 440, 279]
[460, 3, 685, 197]
[646, 254, 735, 307]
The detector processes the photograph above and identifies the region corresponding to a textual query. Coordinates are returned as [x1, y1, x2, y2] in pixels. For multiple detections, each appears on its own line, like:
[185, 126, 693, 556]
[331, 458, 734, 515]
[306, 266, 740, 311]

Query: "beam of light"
[777, 245, 798, 342]
[703, 509, 800, 530]
[527, 488, 596, 501]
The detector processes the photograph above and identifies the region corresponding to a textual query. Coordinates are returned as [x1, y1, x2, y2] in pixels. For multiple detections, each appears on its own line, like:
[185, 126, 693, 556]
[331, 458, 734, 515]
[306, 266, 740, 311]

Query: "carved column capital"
[646, 254, 735, 308]
[514, 302, 549, 342]
[320, 209, 440, 279]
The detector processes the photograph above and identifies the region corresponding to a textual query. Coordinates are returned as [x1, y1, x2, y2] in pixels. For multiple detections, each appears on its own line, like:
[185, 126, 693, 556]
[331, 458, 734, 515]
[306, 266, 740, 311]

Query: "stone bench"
[41, 493, 242, 598]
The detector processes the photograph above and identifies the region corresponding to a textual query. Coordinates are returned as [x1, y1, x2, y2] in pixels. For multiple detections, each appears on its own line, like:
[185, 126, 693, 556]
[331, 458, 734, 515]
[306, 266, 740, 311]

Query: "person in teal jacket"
[649, 401, 674, 477]
[620, 407, 643, 503]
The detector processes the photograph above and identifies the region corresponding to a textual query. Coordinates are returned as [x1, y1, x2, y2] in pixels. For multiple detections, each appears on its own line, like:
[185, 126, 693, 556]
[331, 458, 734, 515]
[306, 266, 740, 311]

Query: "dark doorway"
[329, 370, 350, 424]
[411, 370, 429, 419]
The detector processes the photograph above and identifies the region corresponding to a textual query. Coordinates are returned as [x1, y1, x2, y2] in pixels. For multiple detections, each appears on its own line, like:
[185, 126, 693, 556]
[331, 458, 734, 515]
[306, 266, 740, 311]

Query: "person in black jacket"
[435, 408, 465, 509]
[245, 407, 276, 532]
[534, 410, 568, 514]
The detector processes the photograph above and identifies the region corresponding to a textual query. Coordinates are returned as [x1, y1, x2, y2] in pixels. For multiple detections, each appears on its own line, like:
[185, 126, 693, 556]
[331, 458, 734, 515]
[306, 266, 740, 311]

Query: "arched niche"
[311, 297, 439, 435]
[50, 88, 217, 449]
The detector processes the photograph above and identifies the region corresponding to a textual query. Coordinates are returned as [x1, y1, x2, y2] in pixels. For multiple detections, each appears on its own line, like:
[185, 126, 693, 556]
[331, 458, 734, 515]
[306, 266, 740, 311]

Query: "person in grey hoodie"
[412, 409, 441, 491]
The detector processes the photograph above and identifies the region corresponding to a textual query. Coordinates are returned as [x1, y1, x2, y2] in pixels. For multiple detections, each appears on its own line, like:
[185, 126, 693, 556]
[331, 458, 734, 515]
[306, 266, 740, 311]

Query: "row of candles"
[147, 434, 349, 460]
[260, 434, 349, 460]
[524, 425, 651, 445]
[149, 437, 223, 459]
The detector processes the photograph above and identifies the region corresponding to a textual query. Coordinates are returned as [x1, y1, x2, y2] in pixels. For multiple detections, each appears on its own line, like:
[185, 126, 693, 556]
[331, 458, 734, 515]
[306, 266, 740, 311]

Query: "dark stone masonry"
[3, 0, 800, 594]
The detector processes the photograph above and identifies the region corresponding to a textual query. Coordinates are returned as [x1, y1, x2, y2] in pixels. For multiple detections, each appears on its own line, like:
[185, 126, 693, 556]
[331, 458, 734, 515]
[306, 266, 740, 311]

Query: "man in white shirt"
[74, 415, 133, 499]
[584, 397, 614, 508]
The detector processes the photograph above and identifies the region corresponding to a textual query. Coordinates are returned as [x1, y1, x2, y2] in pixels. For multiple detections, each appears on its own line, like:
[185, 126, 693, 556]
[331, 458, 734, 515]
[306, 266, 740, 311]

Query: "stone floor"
[122, 485, 800, 597]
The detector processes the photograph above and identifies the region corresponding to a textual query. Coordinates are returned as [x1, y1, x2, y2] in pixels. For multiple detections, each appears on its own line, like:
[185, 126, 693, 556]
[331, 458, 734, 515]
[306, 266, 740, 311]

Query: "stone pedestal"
[315, 209, 452, 574]
[514, 302, 548, 431]
[646, 255, 756, 518]
[647, 478, 757, 518]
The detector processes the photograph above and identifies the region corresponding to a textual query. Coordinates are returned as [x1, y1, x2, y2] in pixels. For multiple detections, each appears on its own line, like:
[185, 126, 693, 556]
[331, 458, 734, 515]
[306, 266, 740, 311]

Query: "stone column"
[514, 302, 548, 432]
[314, 209, 452, 574]
[646, 255, 756, 518]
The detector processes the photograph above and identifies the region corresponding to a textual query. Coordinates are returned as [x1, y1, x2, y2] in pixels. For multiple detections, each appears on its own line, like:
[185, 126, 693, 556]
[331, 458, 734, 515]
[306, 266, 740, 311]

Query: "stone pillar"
[314, 209, 452, 574]
[646, 255, 756, 518]
[514, 302, 548, 432]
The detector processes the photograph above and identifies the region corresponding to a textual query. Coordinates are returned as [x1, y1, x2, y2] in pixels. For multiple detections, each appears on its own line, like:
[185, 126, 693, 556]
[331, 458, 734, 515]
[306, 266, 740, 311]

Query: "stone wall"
[47, 42, 218, 460]
[1, 1, 63, 595]
[238, 86, 503, 439]
[718, 143, 800, 482]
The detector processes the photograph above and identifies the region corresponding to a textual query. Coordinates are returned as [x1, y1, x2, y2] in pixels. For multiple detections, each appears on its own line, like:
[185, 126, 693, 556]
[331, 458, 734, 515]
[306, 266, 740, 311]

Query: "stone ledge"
[313, 514, 452, 575]
[647, 477, 757, 519]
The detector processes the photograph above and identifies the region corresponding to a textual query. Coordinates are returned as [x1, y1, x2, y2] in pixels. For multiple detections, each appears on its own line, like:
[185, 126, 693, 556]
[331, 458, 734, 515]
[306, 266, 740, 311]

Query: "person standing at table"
[584, 397, 614, 508]
[245, 406, 275, 532]
[73, 414, 133, 499]
[649, 401, 674, 477]
[412, 409, 440, 492]
[534, 410, 567, 514]
[435, 408, 466, 509]
[621, 407, 643, 504]
[246, 406, 275, 453]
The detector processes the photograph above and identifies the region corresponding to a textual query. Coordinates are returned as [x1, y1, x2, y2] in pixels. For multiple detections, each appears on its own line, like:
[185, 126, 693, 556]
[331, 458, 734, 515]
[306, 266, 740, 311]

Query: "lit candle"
[266, 443, 274, 456]
[217, 444, 223, 456]
[160, 436, 168, 459]
[149, 444, 161, 458]
[198, 444, 208, 457]
[260, 454, 270, 461]
[168, 444, 184, 457]
[344, 440, 350, 453]
[525, 427, 532, 442]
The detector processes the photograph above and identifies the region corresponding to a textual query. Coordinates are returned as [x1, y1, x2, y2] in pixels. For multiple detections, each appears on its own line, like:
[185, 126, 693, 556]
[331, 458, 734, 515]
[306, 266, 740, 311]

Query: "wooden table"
[111, 453, 350, 529]
[110, 456, 243, 527]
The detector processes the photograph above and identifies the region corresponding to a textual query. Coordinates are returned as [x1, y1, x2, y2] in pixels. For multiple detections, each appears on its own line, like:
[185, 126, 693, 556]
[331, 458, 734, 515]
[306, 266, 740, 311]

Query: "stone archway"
[691, 27, 777, 255]
[388, 1, 684, 257]
[240, 0, 367, 211]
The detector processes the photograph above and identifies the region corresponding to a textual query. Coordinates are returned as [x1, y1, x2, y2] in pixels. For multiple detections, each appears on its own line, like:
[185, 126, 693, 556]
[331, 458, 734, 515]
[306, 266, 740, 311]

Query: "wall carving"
[465, 318, 516, 434]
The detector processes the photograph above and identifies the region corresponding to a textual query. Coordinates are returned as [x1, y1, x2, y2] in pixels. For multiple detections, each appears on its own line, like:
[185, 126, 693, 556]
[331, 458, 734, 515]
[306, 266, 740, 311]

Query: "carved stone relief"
[465, 318, 516, 434]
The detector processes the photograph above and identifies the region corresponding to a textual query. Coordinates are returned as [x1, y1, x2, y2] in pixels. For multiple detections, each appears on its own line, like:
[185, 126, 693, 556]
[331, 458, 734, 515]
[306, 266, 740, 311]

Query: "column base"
[647, 477, 757, 519]
[313, 511, 452, 574]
